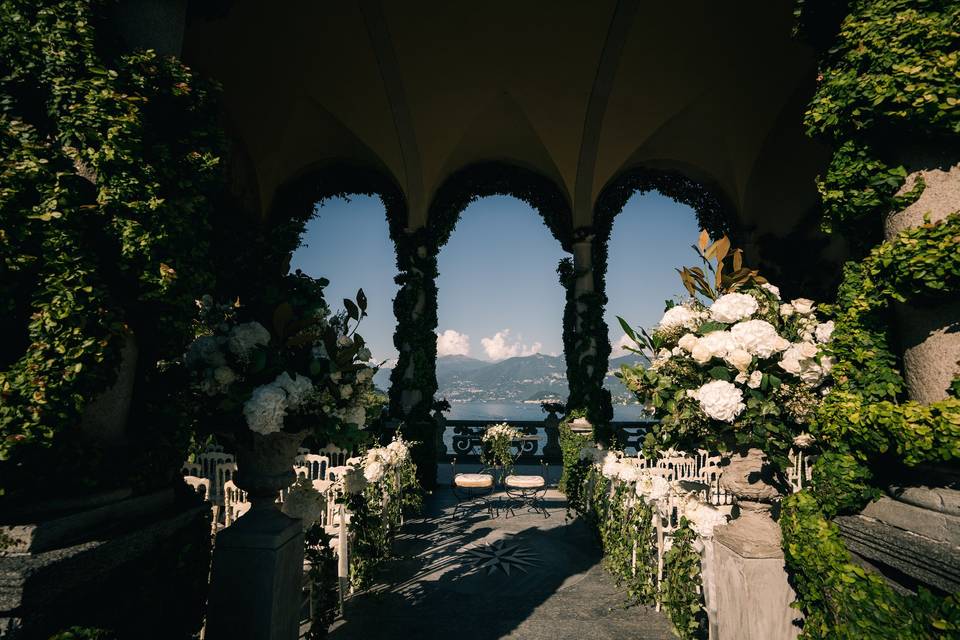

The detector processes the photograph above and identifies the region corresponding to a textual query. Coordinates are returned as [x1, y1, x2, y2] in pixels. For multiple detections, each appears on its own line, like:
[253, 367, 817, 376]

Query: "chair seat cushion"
[454, 473, 494, 488]
[505, 475, 545, 489]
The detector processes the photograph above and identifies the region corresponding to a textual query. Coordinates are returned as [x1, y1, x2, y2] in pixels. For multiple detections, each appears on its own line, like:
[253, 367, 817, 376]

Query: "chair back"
[223, 479, 250, 527]
[183, 475, 211, 501]
[181, 461, 202, 477]
[213, 461, 238, 503]
[295, 454, 331, 482]
[320, 444, 352, 468]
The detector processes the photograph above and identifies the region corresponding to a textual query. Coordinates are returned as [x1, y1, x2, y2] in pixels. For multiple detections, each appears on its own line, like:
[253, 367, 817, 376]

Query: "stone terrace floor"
[323, 468, 673, 640]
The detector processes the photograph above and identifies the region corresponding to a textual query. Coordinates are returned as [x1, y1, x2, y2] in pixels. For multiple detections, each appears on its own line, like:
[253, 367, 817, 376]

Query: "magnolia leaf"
[343, 298, 359, 321]
[356, 288, 368, 312]
[713, 236, 731, 263]
[715, 259, 724, 290]
[677, 268, 696, 296]
[698, 230, 710, 251]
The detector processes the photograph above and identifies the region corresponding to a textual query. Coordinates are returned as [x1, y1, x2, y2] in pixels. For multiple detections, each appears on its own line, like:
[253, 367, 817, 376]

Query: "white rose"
[734, 372, 748, 384]
[747, 370, 763, 389]
[695, 380, 745, 423]
[779, 342, 826, 386]
[658, 305, 700, 331]
[636, 473, 670, 502]
[730, 319, 790, 358]
[709, 293, 759, 324]
[683, 503, 728, 538]
[336, 335, 353, 348]
[761, 283, 781, 300]
[691, 342, 713, 364]
[658, 348, 671, 360]
[340, 384, 353, 399]
[357, 347, 372, 361]
[780, 304, 795, 317]
[815, 321, 835, 343]
[791, 298, 816, 315]
[678, 333, 699, 352]
[725, 348, 753, 372]
[364, 460, 385, 483]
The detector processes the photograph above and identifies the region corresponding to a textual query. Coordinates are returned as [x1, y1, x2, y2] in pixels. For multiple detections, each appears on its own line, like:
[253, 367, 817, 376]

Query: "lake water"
[445, 401, 649, 422]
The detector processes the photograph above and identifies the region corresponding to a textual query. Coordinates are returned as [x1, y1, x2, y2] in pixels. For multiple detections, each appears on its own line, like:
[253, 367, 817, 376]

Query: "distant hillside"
[373, 352, 645, 404]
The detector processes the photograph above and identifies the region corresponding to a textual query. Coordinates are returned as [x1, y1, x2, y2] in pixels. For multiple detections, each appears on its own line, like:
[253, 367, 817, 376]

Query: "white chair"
[198, 451, 235, 487]
[295, 454, 331, 482]
[181, 461, 202, 477]
[223, 479, 250, 527]
[183, 475, 211, 501]
[320, 444, 352, 468]
[213, 461, 238, 505]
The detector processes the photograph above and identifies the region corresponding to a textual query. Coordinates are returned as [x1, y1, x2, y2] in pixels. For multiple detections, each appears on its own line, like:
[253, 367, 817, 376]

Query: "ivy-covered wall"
[0, 0, 223, 501]
[782, 0, 960, 637]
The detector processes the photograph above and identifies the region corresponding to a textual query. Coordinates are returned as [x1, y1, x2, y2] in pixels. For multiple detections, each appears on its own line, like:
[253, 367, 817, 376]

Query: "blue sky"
[291, 191, 701, 363]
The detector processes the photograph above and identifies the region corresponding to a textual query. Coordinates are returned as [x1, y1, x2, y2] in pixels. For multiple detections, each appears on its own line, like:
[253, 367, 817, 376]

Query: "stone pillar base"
[206, 508, 304, 640]
[712, 510, 800, 640]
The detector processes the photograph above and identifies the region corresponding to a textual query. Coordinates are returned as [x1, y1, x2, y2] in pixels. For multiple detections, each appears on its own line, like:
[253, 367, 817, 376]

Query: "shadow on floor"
[324, 488, 673, 640]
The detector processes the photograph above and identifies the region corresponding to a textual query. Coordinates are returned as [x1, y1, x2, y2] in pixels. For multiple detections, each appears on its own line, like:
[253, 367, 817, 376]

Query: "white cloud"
[611, 333, 635, 357]
[480, 329, 542, 361]
[436, 329, 471, 357]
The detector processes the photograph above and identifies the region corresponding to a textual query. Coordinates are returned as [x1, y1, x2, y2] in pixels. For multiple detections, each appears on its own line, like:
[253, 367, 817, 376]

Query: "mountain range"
[373, 352, 645, 404]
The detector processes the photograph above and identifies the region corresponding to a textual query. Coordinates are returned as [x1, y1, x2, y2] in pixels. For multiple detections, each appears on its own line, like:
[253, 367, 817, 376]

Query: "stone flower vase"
[712, 448, 799, 639]
[232, 430, 306, 509]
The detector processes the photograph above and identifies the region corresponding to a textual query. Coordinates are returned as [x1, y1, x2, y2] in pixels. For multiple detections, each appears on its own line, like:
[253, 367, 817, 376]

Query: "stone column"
[839, 153, 960, 596]
[883, 153, 960, 405]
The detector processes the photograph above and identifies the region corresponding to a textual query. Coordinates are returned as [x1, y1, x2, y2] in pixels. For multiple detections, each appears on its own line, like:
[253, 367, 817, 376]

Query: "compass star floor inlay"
[463, 538, 539, 576]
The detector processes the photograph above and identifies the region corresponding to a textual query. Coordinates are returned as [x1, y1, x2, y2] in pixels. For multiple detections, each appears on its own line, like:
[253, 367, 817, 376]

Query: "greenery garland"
[303, 523, 340, 639]
[557, 410, 591, 497]
[0, 0, 223, 499]
[662, 518, 708, 640]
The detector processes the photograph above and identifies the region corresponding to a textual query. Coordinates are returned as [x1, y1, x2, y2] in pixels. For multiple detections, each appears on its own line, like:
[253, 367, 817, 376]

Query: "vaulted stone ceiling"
[183, 0, 828, 239]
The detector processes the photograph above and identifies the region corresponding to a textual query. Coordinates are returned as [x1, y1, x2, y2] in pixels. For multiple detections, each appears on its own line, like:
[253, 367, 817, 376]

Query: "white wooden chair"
[295, 454, 331, 482]
[223, 479, 250, 527]
[181, 461, 202, 477]
[213, 461, 238, 505]
[183, 475, 211, 501]
[319, 444, 352, 468]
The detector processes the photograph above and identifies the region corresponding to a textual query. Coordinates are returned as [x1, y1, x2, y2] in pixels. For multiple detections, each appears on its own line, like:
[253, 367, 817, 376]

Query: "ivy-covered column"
[560, 229, 613, 442]
[389, 231, 440, 488]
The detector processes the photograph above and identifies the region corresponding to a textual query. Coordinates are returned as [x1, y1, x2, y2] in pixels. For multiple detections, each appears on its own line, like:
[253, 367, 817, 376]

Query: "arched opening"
[604, 191, 704, 420]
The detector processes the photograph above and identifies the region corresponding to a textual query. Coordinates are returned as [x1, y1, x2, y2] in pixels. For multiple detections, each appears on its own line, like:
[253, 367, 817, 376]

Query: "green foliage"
[557, 410, 591, 498]
[0, 0, 223, 499]
[303, 523, 340, 639]
[662, 518, 707, 640]
[781, 491, 960, 639]
[801, 0, 960, 239]
[47, 629, 116, 640]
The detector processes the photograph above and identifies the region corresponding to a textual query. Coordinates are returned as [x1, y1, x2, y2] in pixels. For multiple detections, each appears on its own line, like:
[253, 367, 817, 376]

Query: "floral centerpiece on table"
[616, 233, 834, 472]
[481, 422, 522, 472]
[183, 273, 378, 452]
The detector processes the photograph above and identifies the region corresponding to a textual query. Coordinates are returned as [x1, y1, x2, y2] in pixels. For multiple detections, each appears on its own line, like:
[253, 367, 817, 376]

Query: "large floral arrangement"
[183, 279, 377, 446]
[480, 422, 521, 471]
[617, 234, 834, 469]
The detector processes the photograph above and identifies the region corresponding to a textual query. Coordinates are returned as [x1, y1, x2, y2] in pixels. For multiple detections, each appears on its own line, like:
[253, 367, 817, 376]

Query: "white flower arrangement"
[483, 422, 522, 442]
[615, 235, 834, 459]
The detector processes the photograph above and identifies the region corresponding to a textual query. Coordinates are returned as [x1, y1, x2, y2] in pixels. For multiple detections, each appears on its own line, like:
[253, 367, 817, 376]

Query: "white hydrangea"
[280, 478, 324, 528]
[274, 371, 313, 408]
[709, 292, 758, 323]
[228, 322, 271, 358]
[364, 460, 385, 483]
[677, 333, 699, 352]
[681, 501, 728, 538]
[243, 383, 288, 435]
[695, 380, 745, 422]
[730, 319, 790, 358]
[187, 335, 226, 368]
[635, 473, 670, 502]
[747, 370, 763, 389]
[698, 331, 739, 359]
[761, 283, 781, 300]
[814, 321, 835, 343]
[779, 342, 828, 386]
[658, 304, 700, 331]
[791, 298, 816, 315]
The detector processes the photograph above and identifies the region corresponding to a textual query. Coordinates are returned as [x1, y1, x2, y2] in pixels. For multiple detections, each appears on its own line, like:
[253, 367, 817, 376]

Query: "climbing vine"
[0, 0, 223, 499]
[797, 0, 959, 248]
[781, 1, 960, 636]
[662, 518, 708, 640]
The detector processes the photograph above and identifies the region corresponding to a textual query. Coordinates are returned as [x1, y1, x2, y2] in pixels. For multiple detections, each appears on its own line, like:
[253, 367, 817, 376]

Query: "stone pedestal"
[712, 507, 799, 640]
[205, 508, 305, 640]
[0, 487, 209, 638]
